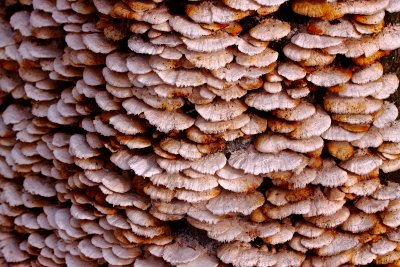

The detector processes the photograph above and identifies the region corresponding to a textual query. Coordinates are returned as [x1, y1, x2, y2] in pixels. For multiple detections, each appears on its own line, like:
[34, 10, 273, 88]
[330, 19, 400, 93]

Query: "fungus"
[2, 0, 400, 266]
[249, 18, 291, 41]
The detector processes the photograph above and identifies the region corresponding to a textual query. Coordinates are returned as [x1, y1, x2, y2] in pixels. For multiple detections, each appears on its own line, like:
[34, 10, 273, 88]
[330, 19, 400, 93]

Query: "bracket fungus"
[1, 0, 400, 266]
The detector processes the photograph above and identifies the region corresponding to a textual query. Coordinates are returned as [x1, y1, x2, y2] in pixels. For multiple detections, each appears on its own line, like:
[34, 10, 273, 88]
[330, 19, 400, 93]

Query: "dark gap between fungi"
[58, 124, 87, 137]
[239, 14, 266, 35]
[169, 218, 221, 250]
[332, 54, 355, 69]
[106, 19, 133, 52]
[320, 144, 341, 165]
[381, 169, 400, 183]
[304, 86, 325, 108]
[0, 94, 28, 113]
[165, 0, 189, 16]
[273, 1, 308, 28]
[250, 237, 264, 248]
[222, 136, 254, 158]
[255, 175, 273, 195]
[3, 2, 32, 21]
[102, 18, 131, 42]
[180, 102, 197, 118]
[382, 50, 400, 109]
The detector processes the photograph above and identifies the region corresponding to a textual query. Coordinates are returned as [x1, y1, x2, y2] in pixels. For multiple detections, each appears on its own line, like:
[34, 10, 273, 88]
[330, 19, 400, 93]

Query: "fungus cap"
[249, 19, 291, 41]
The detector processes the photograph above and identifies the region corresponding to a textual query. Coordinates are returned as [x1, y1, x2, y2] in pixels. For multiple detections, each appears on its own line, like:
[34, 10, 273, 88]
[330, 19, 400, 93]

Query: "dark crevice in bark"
[170, 219, 221, 253]
[239, 15, 262, 34]
[3, 2, 32, 21]
[165, 0, 189, 16]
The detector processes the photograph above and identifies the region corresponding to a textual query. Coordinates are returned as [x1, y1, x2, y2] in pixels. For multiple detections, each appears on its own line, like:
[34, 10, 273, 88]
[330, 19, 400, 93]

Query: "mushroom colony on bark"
[1, 0, 400, 266]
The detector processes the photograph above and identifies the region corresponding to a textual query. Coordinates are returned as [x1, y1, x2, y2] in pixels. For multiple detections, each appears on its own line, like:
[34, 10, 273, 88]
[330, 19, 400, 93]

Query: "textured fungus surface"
[1, 0, 400, 266]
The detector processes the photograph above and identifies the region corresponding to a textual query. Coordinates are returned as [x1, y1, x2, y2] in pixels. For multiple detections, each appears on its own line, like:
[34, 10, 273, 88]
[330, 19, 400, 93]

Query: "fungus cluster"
[1, 0, 400, 266]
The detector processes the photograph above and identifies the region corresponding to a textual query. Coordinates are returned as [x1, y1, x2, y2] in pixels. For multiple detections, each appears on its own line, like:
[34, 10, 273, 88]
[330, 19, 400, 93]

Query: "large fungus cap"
[229, 146, 307, 175]
[195, 99, 247, 122]
[186, 1, 251, 24]
[249, 19, 291, 41]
